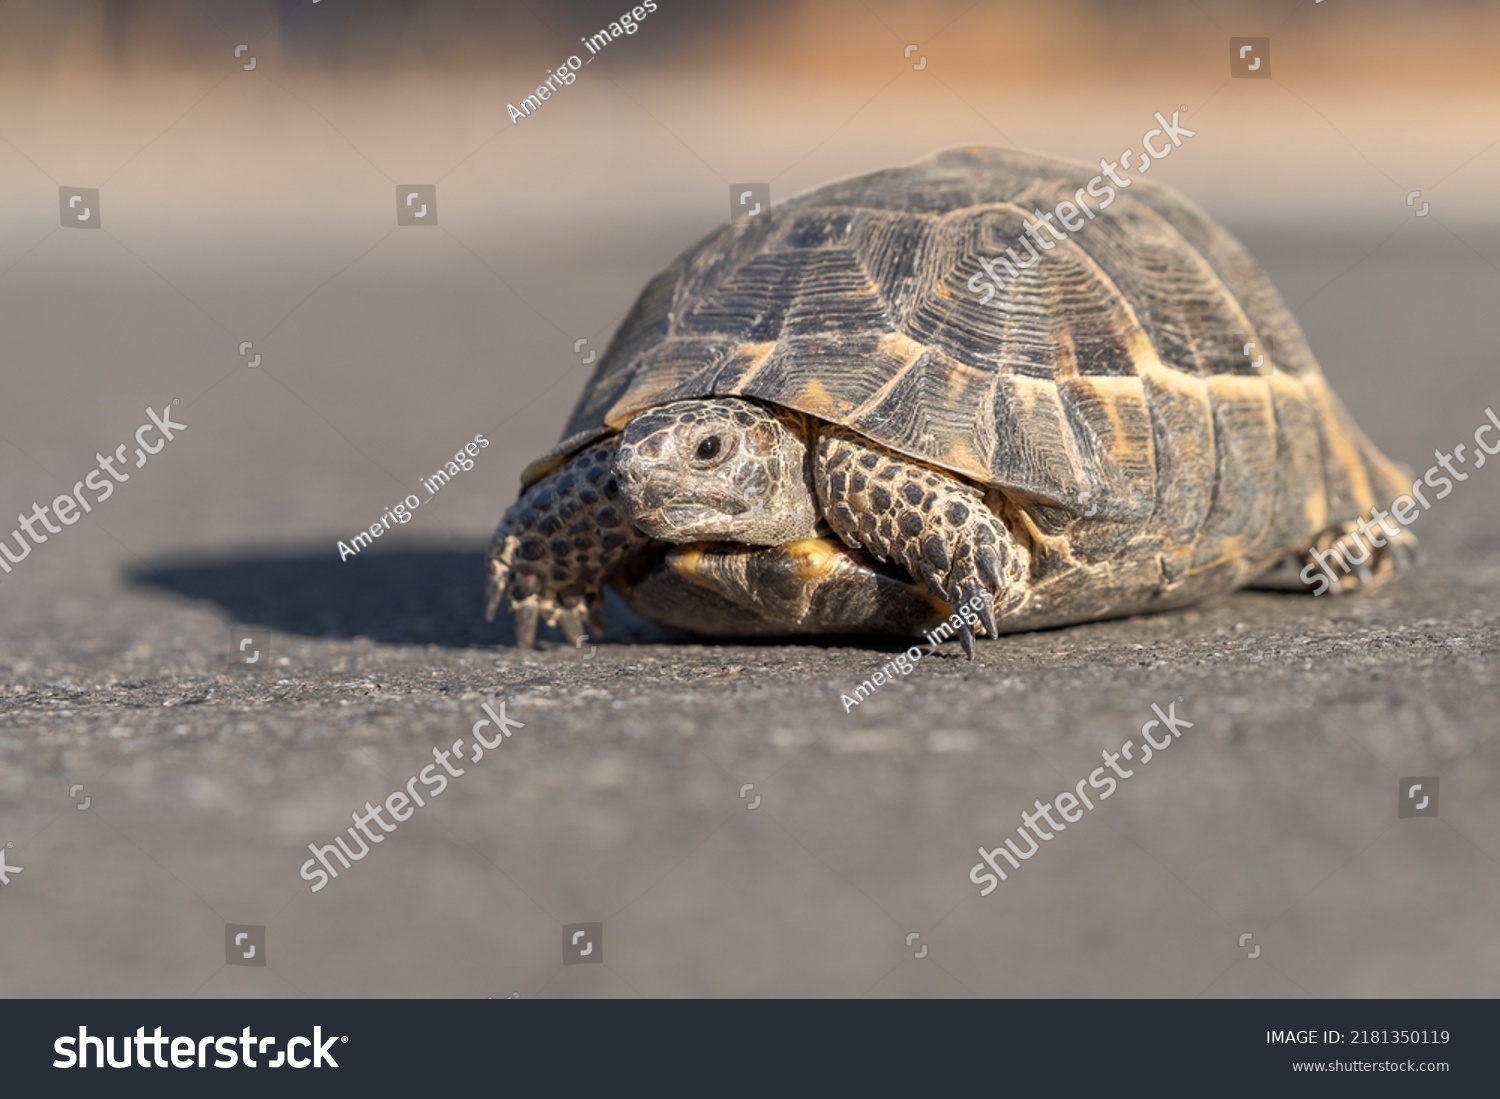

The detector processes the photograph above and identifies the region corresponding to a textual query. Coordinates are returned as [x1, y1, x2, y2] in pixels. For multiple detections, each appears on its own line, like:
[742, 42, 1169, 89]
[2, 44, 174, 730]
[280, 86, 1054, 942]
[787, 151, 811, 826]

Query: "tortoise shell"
[528, 146, 1405, 589]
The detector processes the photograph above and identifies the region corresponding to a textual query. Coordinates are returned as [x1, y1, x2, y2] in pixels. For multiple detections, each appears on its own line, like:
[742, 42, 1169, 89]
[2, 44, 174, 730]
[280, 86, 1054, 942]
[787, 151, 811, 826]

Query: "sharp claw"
[558, 608, 586, 645]
[977, 598, 999, 640]
[958, 619, 975, 659]
[914, 560, 938, 587]
[514, 600, 539, 651]
[485, 535, 518, 623]
[484, 560, 507, 623]
[977, 547, 1006, 592]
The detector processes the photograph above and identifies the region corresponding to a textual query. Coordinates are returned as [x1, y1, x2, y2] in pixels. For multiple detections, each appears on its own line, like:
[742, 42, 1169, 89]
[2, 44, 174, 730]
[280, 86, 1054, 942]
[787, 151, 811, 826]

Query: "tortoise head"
[615, 398, 820, 545]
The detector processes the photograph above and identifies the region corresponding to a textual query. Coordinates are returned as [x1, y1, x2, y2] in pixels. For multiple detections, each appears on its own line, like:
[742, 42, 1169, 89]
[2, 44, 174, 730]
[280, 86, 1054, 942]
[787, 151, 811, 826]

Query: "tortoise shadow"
[128, 547, 512, 648]
[125, 545, 825, 651]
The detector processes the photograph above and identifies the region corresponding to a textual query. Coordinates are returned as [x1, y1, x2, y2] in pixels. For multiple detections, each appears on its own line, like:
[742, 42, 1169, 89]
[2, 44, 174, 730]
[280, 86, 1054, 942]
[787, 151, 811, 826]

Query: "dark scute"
[786, 216, 846, 249]
[687, 248, 827, 345]
[1026, 503, 1074, 534]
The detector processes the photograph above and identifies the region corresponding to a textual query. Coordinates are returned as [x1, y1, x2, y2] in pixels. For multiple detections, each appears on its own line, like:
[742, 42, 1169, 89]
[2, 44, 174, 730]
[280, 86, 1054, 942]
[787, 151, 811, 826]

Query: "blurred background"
[2, 0, 1498, 564]
[1, 0, 1497, 1000]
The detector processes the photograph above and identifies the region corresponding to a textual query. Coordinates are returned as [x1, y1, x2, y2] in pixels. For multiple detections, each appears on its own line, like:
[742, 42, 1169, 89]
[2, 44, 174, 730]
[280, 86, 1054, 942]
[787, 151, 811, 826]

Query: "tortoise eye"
[694, 435, 722, 462]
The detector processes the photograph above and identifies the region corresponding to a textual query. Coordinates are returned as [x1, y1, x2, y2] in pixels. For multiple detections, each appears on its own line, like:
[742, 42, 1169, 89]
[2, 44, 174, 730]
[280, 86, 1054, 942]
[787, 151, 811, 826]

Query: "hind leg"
[485, 438, 653, 648]
[1253, 518, 1420, 595]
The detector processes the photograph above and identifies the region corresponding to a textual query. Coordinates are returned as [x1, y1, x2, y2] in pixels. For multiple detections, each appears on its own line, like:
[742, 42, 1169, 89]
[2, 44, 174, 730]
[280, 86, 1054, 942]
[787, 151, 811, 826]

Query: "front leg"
[485, 437, 652, 649]
[814, 427, 1030, 656]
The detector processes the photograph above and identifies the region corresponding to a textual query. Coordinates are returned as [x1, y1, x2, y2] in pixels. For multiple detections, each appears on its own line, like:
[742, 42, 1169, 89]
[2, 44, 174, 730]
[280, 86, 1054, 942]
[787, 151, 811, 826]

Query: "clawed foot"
[484, 439, 647, 650]
[485, 533, 602, 649]
[913, 538, 1011, 657]
[1301, 519, 1421, 595]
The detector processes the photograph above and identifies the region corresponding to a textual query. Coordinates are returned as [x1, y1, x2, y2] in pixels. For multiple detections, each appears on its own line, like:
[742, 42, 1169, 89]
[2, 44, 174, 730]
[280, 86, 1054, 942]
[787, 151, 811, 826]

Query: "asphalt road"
[0, 213, 1496, 998]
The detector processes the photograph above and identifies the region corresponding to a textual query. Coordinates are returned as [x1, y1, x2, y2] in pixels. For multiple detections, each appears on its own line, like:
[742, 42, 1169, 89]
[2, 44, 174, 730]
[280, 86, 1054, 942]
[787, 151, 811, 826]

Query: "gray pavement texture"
[2, 226, 1497, 999]
[1, 3, 1499, 998]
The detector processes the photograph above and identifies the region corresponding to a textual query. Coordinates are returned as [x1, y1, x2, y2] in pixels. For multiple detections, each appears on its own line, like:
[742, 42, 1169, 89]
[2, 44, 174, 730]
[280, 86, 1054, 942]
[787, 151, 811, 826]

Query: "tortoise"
[485, 147, 1416, 655]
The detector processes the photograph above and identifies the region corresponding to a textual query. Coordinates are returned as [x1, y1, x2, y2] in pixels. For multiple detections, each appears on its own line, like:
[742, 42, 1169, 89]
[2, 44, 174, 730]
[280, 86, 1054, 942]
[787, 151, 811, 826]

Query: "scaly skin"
[1296, 517, 1421, 593]
[484, 438, 651, 649]
[813, 426, 1031, 656]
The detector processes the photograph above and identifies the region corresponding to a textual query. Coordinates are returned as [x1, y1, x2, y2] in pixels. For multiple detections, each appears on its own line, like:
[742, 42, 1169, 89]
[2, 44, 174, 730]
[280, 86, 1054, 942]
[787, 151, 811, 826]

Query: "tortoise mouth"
[665, 501, 747, 523]
[631, 500, 748, 542]
[619, 465, 749, 533]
